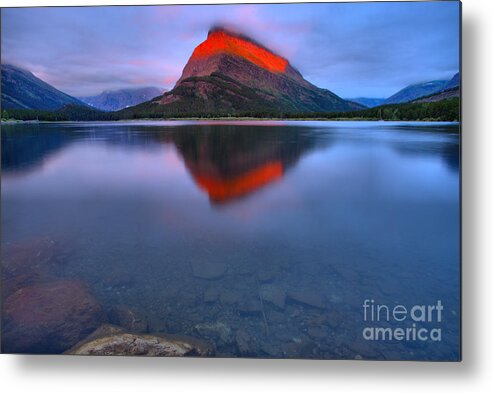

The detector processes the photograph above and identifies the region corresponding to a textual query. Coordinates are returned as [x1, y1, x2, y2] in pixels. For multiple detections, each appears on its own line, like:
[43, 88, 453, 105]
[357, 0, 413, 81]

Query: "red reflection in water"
[193, 161, 283, 204]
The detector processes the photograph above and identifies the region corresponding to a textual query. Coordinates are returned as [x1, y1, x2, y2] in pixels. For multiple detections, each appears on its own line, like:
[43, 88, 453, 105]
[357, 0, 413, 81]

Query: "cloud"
[1, 2, 459, 98]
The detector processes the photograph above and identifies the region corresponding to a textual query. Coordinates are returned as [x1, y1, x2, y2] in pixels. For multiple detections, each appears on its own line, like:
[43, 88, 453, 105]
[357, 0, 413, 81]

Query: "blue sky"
[1, 2, 460, 98]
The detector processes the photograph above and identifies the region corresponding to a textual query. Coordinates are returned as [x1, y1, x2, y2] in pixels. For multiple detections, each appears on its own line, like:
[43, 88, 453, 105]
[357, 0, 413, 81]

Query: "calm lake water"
[1, 121, 460, 360]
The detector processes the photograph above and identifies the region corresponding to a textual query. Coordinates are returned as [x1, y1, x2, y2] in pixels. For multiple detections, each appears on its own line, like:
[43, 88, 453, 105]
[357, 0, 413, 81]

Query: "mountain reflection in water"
[2, 123, 323, 204]
[169, 125, 319, 203]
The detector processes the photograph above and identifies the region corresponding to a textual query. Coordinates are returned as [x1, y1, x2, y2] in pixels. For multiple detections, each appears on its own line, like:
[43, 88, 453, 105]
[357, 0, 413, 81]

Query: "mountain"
[442, 72, 460, 91]
[120, 27, 362, 117]
[383, 80, 448, 105]
[412, 86, 459, 103]
[78, 87, 163, 111]
[345, 97, 385, 108]
[408, 72, 460, 103]
[1, 64, 86, 110]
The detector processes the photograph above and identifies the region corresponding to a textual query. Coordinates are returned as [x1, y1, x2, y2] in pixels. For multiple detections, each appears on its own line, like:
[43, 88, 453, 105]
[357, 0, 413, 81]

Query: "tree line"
[2, 97, 459, 122]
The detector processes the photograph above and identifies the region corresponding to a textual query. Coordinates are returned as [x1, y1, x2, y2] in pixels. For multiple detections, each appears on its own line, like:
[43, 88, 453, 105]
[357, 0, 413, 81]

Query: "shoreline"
[1, 118, 461, 125]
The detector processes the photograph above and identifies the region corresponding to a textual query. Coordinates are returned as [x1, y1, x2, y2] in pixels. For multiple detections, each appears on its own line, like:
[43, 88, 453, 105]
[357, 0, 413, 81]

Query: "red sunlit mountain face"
[191, 30, 288, 74]
[175, 27, 308, 87]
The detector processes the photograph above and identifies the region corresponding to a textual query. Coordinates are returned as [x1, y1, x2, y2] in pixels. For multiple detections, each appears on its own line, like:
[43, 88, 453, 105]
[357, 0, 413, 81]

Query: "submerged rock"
[2, 236, 61, 299]
[260, 342, 282, 357]
[108, 306, 149, 333]
[2, 273, 47, 299]
[257, 269, 277, 283]
[306, 326, 328, 340]
[238, 298, 263, 316]
[326, 312, 343, 328]
[260, 284, 286, 310]
[284, 341, 320, 359]
[287, 289, 326, 310]
[235, 329, 256, 355]
[194, 321, 233, 344]
[2, 280, 105, 353]
[66, 324, 213, 356]
[191, 260, 228, 279]
[2, 236, 57, 277]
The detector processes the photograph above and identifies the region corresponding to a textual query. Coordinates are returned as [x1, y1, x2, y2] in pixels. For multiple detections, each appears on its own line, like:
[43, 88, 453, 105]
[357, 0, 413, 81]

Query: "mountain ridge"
[1, 63, 87, 110]
[78, 87, 164, 111]
[345, 97, 386, 108]
[412, 86, 459, 103]
[383, 72, 459, 105]
[383, 80, 448, 105]
[442, 72, 460, 91]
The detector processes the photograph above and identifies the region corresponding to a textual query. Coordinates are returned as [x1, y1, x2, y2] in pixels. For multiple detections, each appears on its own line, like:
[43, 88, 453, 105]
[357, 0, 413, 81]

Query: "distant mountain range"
[78, 87, 164, 111]
[346, 97, 386, 108]
[119, 27, 363, 117]
[383, 80, 448, 104]
[383, 73, 459, 105]
[344, 73, 459, 108]
[1, 64, 87, 110]
[1, 64, 163, 113]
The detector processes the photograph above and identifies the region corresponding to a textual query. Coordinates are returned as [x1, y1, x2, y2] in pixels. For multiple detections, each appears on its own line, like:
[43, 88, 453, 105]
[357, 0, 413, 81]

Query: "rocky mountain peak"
[122, 28, 363, 116]
[176, 27, 306, 86]
[193, 27, 288, 74]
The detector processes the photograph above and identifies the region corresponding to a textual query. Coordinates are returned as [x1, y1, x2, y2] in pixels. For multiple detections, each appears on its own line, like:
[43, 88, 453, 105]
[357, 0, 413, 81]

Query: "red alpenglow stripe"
[193, 161, 284, 203]
[190, 31, 288, 74]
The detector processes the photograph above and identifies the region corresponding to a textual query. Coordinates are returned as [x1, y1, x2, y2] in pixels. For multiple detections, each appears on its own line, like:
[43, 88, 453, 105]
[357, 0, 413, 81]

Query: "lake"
[1, 121, 460, 359]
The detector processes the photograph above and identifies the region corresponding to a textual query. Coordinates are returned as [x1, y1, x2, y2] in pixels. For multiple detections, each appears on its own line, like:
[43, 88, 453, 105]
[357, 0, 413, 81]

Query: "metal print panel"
[0, 1, 461, 360]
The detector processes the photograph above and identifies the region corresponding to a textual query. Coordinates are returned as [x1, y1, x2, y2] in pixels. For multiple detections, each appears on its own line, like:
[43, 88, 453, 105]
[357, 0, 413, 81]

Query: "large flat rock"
[66, 325, 213, 357]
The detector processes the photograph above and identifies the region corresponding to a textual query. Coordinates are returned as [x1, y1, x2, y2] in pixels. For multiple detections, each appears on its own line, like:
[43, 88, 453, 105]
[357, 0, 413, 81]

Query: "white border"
[2, 0, 492, 392]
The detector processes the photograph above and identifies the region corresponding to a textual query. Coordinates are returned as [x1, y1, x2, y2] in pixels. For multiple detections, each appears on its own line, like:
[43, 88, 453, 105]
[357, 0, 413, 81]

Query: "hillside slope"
[1, 64, 87, 110]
